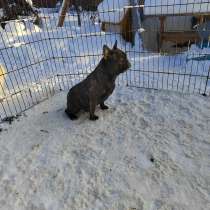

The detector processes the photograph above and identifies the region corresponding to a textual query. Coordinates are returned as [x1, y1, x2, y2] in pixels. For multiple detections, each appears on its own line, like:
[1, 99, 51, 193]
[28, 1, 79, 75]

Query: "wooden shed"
[98, 0, 135, 44]
[142, 0, 210, 52]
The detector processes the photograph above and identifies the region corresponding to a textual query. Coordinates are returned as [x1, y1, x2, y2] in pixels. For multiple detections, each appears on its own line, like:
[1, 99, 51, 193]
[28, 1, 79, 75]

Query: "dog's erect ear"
[113, 40, 117, 49]
[103, 45, 111, 59]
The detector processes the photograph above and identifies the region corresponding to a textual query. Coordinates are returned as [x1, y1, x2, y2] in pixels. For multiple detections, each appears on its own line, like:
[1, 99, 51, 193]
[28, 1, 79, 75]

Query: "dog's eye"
[120, 57, 125, 62]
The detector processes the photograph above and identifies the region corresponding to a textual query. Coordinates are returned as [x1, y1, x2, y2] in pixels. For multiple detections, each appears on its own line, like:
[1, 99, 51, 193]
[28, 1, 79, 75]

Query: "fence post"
[57, 0, 70, 27]
[202, 67, 210, 96]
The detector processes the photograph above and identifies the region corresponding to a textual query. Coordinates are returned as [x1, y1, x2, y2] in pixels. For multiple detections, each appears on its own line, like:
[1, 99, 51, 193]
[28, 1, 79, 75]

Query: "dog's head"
[103, 41, 131, 74]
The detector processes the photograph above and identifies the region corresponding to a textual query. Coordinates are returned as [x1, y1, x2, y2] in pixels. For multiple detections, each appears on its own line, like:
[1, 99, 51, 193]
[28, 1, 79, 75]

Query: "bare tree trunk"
[57, 0, 71, 27]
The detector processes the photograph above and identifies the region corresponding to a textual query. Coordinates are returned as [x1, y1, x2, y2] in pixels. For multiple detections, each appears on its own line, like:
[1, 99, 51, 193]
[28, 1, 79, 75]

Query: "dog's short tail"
[65, 109, 78, 120]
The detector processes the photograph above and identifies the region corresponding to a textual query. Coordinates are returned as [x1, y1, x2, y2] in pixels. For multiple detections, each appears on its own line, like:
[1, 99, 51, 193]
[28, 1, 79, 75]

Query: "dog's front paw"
[90, 115, 99, 121]
[100, 104, 109, 110]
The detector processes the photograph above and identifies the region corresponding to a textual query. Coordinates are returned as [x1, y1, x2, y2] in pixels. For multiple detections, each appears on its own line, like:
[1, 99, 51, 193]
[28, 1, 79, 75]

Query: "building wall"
[141, 16, 192, 52]
[101, 22, 121, 34]
[121, 8, 133, 43]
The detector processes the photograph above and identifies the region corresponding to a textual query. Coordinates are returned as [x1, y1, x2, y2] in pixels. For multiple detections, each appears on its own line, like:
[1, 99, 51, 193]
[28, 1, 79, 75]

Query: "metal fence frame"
[0, 0, 210, 121]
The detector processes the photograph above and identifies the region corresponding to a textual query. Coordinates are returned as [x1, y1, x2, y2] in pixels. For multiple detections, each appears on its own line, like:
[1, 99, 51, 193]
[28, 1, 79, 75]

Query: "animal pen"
[0, 0, 210, 121]
[0, 2, 210, 210]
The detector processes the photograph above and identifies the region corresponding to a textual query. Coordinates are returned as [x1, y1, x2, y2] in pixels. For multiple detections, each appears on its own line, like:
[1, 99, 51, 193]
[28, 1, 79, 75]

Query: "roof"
[144, 0, 210, 16]
[98, 0, 129, 23]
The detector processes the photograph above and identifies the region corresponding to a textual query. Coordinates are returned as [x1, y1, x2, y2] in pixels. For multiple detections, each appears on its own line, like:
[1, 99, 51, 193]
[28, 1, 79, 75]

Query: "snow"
[0, 86, 210, 210]
[144, 0, 210, 15]
[26, 0, 33, 7]
[5, 21, 26, 35]
[98, 0, 129, 23]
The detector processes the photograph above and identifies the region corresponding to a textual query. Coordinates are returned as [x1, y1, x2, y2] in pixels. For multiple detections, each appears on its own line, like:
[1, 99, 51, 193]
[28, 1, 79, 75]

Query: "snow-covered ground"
[0, 86, 210, 210]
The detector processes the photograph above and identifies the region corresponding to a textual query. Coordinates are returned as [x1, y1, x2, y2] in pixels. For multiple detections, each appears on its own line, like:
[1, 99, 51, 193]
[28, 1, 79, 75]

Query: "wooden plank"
[145, 12, 210, 18]
[161, 31, 200, 43]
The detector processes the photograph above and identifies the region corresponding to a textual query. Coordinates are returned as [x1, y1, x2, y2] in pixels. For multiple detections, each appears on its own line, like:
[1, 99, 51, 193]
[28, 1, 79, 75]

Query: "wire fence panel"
[0, 0, 210, 121]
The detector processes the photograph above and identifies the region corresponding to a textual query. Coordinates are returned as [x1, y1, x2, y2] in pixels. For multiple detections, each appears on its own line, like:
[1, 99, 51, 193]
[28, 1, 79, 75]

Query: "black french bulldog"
[65, 40, 131, 120]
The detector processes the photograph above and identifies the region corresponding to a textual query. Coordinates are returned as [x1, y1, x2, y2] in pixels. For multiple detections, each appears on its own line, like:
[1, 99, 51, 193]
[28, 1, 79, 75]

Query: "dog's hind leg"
[89, 99, 98, 121]
[89, 80, 99, 121]
[65, 109, 78, 120]
[100, 102, 109, 110]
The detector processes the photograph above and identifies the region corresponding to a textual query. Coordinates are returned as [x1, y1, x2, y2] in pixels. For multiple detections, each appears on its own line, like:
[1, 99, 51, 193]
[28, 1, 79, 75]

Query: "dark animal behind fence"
[65, 41, 131, 121]
[0, 0, 38, 29]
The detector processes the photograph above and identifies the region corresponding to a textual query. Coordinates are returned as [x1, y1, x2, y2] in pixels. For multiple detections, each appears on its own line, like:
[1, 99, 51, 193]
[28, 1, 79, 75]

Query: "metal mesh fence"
[0, 0, 210, 121]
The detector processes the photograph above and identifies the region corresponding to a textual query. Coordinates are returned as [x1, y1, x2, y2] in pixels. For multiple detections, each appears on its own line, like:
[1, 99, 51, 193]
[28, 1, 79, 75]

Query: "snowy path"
[0, 87, 210, 210]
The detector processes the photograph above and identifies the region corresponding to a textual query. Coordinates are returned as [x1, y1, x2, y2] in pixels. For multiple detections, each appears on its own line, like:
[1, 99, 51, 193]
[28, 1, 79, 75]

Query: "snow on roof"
[98, 0, 129, 23]
[144, 0, 210, 16]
